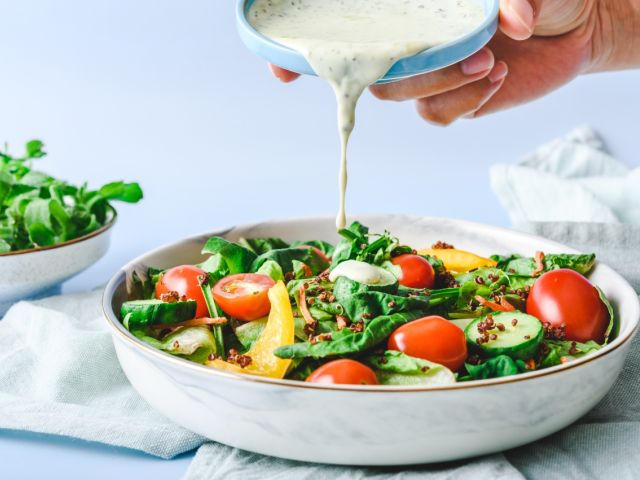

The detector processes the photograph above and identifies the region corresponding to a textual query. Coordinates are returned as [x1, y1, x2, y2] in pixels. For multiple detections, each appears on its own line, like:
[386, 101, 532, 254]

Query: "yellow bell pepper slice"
[205, 281, 294, 379]
[418, 248, 497, 273]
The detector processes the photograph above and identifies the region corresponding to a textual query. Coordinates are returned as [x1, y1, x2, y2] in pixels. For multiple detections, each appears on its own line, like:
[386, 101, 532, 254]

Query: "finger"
[499, 0, 539, 41]
[369, 47, 495, 101]
[268, 64, 301, 83]
[415, 61, 508, 126]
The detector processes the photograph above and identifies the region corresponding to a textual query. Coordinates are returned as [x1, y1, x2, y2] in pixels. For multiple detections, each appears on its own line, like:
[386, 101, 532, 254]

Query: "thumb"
[499, 0, 540, 41]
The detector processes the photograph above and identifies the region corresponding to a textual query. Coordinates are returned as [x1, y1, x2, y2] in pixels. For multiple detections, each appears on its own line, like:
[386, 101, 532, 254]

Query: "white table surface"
[1, 0, 639, 478]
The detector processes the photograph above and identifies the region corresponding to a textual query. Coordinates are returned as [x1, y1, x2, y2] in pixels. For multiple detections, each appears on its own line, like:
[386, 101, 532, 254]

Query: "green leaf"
[25, 140, 46, 159]
[201, 237, 257, 274]
[235, 317, 268, 350]
[539, 339, 601, 368]
[256, 259, 284, 281]
[0, 238, 11, 252]
[274, 310, 425, 359]
[20, 170, 53, 187]
[290, 239, 335, 256]
[251, 247, 329, 275]
[135, 327, 216, 364]
[364, 351, 456, 386]
[0, 171, 14, 205]
[598, 287, 617, 344]
[238, 237, 289, 255]
[331, 221, 369, 266]
[464, 355, 527, 380]
[492, 253, 596, 276]
[98, 181, 143, 203]
[198, 253, 227, 280]
[24, 198, 56, 246]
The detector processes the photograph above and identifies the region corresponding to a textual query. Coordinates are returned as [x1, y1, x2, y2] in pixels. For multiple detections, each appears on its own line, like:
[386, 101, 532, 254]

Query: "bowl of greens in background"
[0, 140, 142, 315]
[102, 215, 639, 465]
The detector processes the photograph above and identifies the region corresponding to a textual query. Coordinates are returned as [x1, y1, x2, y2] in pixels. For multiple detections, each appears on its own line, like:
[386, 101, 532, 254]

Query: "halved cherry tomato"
[213, 273, 275, 321]
[155, 265, 208, 318]
[526, 269, 609, 343]
[295, 244, 331, 264]
[391, 254, 435, 289]
[306, 359, 379, 385]
[388, 315, 467, 371]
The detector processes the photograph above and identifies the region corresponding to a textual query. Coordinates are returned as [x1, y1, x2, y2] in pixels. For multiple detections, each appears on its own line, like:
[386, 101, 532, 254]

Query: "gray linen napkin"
[184, 222, 640, 479]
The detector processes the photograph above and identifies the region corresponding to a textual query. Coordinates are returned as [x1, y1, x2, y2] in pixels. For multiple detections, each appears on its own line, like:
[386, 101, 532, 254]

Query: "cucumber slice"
[121, 299, 197, 330]
[465, 312, 543, 361]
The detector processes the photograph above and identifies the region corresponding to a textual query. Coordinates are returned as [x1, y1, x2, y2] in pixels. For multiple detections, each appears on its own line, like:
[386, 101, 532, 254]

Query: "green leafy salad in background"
[0, 140, 143, 252]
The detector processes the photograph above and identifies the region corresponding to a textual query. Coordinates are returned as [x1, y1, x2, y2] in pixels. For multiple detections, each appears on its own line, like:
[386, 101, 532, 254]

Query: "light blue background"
[0, 0, 639, 478]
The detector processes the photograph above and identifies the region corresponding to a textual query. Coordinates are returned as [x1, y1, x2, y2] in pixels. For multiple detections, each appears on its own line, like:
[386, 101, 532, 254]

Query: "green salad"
[120, 221, 616, 386]
[0, 140, 143, 252]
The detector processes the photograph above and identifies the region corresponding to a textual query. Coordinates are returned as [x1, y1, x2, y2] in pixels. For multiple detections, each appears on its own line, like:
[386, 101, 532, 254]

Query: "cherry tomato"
[388, 315, 467, 371]
[155, 265, 208, 318]
[296, 244, 331, 264]
[213, 273, 275, 321]
[526, 269, 609, 343]
[306, 359, 379, 385]
[391, 254, 435, 289]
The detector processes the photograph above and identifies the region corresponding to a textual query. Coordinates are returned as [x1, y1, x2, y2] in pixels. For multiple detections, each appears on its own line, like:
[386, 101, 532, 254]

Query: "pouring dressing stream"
[249, 0, 484, 229]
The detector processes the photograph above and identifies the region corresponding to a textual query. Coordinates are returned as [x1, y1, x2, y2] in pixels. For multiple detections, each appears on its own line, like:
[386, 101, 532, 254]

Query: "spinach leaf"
[201, 237, 257, 274]
[251, 247, 329, 275]
[463, 355, 527, 380]
[539, 339, 601, 368]
[364, 350, 456, 386]
[238, 237, 289, 255]
[274, 310, 425, 359]
[255, 259, 284, 281]
[598, 287, 617, 344]
[134, 326, 216, 364]
[337, 290, 454, 321]
[331, 221, 369, 266]
[492, 253, 596, 276]
[290, 239, 335, 256]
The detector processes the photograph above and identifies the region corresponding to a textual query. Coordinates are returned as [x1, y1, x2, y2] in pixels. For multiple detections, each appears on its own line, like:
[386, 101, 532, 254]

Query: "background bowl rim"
[102, 213, 640, 392]
[0, 210, 117, 258]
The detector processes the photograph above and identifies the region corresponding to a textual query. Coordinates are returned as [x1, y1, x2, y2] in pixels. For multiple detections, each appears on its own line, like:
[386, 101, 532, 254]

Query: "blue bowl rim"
[236, 0, 500, 83]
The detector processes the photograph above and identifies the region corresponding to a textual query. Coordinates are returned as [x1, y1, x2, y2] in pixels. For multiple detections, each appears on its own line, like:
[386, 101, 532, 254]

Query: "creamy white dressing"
[328, 259, 386, 284]
[250, 0, 484, 229]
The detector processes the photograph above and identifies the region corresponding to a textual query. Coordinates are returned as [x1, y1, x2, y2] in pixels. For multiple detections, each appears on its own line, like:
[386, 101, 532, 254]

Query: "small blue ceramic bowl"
[236, 0, 499, 84]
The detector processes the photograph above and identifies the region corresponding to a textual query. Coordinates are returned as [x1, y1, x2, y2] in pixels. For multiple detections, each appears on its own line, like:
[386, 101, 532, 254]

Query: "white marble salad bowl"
[0, 215, 115, 316]
[102, 215, 639, 465]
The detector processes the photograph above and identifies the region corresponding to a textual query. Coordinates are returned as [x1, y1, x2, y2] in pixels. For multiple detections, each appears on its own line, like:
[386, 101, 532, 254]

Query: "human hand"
[268, 0, 639, 125]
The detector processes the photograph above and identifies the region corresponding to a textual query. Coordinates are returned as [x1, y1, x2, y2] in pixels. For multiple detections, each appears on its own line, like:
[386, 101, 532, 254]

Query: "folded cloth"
[490, 126, 640, 225]
[0, 290, 205, 459]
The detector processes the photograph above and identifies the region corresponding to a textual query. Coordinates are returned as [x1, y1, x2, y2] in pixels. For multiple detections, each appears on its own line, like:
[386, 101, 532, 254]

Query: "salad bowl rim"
[102, 214, 640, 392]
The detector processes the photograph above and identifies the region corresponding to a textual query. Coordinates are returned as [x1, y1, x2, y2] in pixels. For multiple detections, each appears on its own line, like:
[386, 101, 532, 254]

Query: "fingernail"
[508, 0, 535, 34]
[461, 48, 494, 75]
[488, 61, 508, 83]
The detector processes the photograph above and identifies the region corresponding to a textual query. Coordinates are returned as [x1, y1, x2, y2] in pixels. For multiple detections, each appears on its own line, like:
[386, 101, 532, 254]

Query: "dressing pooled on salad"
[249, 0, 484, 228]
